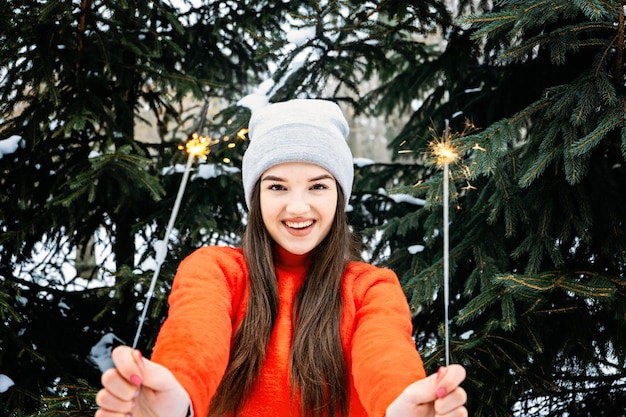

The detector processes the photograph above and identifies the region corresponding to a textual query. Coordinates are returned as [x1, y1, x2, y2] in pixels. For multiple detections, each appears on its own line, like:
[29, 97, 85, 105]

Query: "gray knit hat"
[242, 99, 354, 209]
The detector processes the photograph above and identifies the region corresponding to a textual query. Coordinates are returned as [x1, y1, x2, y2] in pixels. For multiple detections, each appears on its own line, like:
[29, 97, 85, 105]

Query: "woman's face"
[259, 162, 338, 255]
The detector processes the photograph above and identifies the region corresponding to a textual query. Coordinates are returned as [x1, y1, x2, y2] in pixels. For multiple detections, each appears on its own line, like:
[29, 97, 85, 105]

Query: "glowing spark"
[431, 140, 459, 166]
[461, 181, 476, 191]
[461, 165, 473, 179]
[237, 128, 249, 140]
[183, 133, 214, 159]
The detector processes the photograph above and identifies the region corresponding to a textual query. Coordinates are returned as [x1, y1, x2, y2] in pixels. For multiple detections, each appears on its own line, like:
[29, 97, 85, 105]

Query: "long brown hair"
[209, 180, 359, 417]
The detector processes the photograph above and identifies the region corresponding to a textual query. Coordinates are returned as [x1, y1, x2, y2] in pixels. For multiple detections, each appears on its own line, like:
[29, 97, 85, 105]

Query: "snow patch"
[408, 245, 425, 254]
[0, 374, 15, 393]
[353, 157, 375, 167]
[0, 135, 22, 159]
[238, 94, 269, 112]
[88, 333, 124, 372]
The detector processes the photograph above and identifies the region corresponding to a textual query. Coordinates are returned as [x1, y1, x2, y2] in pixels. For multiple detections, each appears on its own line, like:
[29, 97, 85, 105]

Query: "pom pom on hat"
[242, 99, 354, 209]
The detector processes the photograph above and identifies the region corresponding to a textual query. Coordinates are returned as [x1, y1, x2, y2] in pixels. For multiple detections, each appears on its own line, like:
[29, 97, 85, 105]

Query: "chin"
[281, 242, 317, 255]
[285, 247, 313, 256]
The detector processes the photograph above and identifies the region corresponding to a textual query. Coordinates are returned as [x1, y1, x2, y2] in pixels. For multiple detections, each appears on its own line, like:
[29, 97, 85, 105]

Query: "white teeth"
[285, 220, 314, 229]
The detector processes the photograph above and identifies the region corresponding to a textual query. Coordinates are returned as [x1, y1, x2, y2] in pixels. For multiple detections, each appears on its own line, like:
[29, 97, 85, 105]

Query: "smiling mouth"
[284, 220, 315, 229]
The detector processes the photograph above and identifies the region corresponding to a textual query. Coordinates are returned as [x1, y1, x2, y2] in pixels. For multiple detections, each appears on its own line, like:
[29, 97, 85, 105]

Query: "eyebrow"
[261, 174, 335, 182]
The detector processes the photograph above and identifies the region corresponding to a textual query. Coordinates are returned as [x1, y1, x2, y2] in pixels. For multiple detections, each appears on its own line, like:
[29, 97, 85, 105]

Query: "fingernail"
[135, 350, 144, 364]
[129, 374, 143, 387]
[436, 387, 447, 399]
[437, 367, 445, 381]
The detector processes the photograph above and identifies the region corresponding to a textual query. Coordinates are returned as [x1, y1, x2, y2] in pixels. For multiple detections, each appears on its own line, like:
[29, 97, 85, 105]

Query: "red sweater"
[151, 246, 425, 417]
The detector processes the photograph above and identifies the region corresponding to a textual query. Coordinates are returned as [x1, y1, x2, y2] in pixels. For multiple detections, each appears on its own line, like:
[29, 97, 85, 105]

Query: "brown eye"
[311, 183, 328, 190]
[269, 184, 286, 191]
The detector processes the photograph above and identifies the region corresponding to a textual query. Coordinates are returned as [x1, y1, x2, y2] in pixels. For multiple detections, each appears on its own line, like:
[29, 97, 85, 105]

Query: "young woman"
[95, 99, 467, 417]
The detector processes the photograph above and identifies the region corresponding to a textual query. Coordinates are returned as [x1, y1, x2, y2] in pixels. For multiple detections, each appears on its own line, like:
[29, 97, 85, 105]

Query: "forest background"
[1, 0, 625, 416]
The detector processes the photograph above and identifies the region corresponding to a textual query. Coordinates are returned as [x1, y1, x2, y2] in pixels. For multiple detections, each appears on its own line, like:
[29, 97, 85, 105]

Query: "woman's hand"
[95, 345, 192, 417]
[386, 364, 467, 417]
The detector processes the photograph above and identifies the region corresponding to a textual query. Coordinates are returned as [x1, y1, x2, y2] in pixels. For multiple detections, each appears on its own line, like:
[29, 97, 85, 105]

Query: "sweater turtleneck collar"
[273, 244, 313, 271]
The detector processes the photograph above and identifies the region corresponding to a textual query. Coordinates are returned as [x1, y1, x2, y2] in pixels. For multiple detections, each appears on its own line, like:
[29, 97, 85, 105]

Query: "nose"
[286, 192, 310, 214]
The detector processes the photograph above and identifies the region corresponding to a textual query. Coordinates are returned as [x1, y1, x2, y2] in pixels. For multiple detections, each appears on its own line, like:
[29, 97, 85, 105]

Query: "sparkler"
[430, 120, 458, 366]
[132, 103, 212, 349]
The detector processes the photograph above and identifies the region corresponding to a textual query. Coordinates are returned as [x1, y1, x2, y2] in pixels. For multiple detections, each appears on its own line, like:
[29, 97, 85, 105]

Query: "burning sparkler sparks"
[401, 118, 479, 365]
[133, 104, 214, 349]
[430, 139, 459, 166]
[132, 103, 249, 349]
[431, 121, 458, 367]
[183, 133, 216, 159]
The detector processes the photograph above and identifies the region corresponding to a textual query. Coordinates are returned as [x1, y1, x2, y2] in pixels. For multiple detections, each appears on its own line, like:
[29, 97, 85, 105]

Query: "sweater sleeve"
[150, 246, 247, 417]
[349, 265, 426, 417]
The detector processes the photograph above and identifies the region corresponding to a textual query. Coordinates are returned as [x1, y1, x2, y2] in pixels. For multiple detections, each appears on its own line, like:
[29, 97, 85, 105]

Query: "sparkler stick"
[442, 127, 451, 367]
[132, 103, 210, 349]
[430, 120, 457, 366]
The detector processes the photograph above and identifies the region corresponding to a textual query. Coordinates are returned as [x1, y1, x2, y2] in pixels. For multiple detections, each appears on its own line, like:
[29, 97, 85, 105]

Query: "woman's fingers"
[95, 346, 144, 416]
[110, 345, 179, 392]
[96, 367, 139, 415]
[96, 345, 192, 417]
[100, 366, 140, 400]
[433, 365, 467, 417]
[95, 408, 132, 417]
[110, 346, 144, 381]
[435, 364, 466, 395]
[434, 386, 467, 416]
[95, 385, 137, 414]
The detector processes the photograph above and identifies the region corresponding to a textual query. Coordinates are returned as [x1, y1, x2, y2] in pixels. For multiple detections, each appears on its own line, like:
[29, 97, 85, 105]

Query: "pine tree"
[369, 1, 626, 416]
[3, 0, 624, 416]
[0, 0, 275, 413]
[0, 0, 453, 414]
